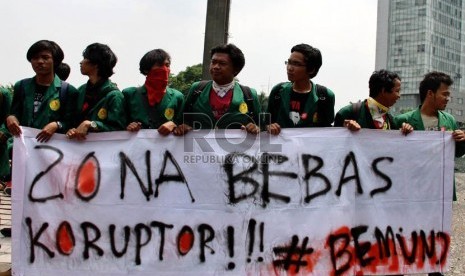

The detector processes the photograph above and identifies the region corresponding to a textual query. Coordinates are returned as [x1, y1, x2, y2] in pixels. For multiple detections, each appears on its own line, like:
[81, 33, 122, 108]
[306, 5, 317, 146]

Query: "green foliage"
[169, 64, 203, 95]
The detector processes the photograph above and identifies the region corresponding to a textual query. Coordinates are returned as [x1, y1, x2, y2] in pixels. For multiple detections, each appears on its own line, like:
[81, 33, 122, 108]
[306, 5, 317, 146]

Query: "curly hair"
[368, 70, 401, 98]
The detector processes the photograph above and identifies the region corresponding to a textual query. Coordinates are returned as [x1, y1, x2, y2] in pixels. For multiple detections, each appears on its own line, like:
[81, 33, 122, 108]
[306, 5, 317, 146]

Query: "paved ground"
[0, 176, 463, 275]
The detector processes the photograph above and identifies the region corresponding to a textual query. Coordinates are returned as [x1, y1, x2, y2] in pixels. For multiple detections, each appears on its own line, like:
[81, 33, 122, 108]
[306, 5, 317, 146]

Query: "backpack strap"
[237, 84, 257, 123]
[315, 84, 332, 126]
[59, 81, 69, 105]
[185, 80, 209, 112]
[351, 100, 363, 120]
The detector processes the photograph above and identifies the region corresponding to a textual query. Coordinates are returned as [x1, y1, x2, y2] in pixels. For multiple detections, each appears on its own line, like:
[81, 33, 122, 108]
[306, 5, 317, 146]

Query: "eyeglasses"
[285, 60, 306, 67]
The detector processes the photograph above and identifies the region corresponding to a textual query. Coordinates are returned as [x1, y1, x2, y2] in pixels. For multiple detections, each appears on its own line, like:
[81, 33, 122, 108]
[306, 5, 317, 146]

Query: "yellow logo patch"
[164, 108, 174, 120]
[239, 102, 248, 114]
[49, 99, 60, 111]
[97, 108, 107, 120]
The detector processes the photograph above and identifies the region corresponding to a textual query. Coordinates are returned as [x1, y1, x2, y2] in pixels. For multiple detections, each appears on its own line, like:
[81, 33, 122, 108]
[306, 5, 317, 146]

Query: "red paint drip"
[57, 222, 75, 255]
[77, 160, 97, 196]
[178, 231, 194, 255]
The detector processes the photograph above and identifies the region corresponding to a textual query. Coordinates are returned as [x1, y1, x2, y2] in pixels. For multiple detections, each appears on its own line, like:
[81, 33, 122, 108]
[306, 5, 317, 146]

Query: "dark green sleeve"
[9, 81, 23, 121]
[334, 104, 353, 127]
[393, 114, 407, 130]
[95, 91, 127, 132]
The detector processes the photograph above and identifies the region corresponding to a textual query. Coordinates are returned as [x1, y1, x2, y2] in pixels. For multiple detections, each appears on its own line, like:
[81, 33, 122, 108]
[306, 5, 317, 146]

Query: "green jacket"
[76, 79, 126, 131]
[177, 81, 261, 129]
[122, 86, 183, 129]
[395, 106, 464, 201]
[10, 76, 79, 132]
[0, 88, 12, 177]
[394, 107, 465, 157]
[334, 99, 397, 129]
[266, 82, 335, 128]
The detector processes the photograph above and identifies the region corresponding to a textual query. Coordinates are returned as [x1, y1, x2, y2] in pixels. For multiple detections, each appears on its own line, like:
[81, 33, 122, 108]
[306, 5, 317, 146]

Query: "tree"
[169, 64, 203, 95]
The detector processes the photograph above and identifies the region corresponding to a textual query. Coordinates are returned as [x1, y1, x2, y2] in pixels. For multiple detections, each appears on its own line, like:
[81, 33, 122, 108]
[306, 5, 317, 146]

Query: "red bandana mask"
[145, 66, 170, 106]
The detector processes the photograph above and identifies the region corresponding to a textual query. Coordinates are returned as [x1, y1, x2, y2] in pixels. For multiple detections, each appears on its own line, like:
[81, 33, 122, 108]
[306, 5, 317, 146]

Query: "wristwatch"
[56, 121, 63, 130]
[90, 121, 98, 130]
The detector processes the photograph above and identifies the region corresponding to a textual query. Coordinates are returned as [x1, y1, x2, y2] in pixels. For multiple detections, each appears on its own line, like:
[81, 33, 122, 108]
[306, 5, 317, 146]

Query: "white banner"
[12, 127, 454, 275]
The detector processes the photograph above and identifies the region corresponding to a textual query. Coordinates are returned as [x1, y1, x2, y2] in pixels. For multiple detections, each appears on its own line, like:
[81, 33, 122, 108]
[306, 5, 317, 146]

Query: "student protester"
[395, 72, 465, 207]
[66, 43, 126, 140]
[122, 49, 183, 135]
[56, 62, 71, 81]
[266, 44, 335, 135]
[334, 69, 412, 134]
[173, 43, 260, 135]
[6, 40, 79, 142]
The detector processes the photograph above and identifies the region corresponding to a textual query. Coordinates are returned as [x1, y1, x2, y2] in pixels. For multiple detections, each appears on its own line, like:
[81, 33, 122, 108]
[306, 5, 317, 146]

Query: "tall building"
[375, 0, 465, 123]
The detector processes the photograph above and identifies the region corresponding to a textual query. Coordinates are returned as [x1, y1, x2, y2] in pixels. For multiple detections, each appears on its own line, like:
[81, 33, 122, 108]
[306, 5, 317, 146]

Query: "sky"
[0, 0, 378, 111]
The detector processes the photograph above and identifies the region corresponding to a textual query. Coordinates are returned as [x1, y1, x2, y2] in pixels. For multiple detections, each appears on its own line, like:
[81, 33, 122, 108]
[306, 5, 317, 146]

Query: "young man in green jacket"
[6, 40, 79, 142]
[66, 43, 126, 140]
[173, 44, 260, 135]
[122, 49, 183, 136]
[395, 72, 465, 208]
[266, 44, 335, 135]
[334, 69, 412, 134]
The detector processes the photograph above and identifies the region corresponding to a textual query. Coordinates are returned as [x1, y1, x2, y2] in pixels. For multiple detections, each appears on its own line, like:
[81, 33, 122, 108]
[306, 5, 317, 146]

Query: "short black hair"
[56, 62, 71, 81]
[369, 70, 401, 98]
[139, 49, 170, 75]
[291, 44, 322, 79]
[419, 71, 453, 103]
[82, 43, 117, 79]
[26, 40, 64, 71]
[210, 44, 245, 76]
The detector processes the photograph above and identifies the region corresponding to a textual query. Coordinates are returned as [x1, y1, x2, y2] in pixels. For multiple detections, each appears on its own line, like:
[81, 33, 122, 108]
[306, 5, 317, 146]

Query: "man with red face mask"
[122, 49, 184, 136]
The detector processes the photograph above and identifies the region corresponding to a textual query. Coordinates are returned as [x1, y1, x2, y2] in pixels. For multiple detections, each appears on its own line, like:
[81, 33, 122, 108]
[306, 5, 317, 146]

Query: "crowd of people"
[0, 39, 463, 276]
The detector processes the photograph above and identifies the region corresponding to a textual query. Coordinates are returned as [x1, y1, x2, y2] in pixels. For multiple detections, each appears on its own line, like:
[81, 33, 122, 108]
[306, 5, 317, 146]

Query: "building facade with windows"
[375, 0, 465, 122]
